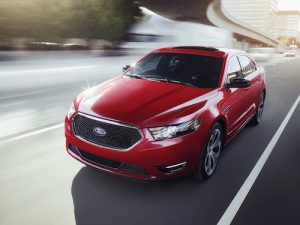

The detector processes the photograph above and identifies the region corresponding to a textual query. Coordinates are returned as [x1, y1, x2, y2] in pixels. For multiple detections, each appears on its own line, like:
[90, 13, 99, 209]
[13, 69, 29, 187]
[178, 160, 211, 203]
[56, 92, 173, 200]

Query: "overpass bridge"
[139, 0, 282, 47]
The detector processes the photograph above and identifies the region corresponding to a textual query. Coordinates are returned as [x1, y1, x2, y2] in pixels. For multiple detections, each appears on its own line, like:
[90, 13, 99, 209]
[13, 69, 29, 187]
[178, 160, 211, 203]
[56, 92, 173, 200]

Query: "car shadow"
[70, 125, 259, 225]
[71, 166, 224, 225]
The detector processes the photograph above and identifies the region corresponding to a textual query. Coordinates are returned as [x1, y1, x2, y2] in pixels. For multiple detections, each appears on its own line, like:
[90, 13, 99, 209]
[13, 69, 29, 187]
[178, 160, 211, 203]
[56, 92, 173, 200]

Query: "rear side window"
[227, 56, 242, 81]
[238, 55, 256, 77]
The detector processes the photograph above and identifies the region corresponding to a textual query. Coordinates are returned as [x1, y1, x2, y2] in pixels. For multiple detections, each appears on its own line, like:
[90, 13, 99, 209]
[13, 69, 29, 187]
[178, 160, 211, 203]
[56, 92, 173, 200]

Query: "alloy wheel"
[204, 129, 222, 176]
[257, 95, 264, 123]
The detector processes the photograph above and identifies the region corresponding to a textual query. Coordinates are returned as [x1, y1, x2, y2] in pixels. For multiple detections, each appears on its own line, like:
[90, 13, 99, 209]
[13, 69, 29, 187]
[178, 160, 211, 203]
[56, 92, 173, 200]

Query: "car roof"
[153, 46, 246, 58]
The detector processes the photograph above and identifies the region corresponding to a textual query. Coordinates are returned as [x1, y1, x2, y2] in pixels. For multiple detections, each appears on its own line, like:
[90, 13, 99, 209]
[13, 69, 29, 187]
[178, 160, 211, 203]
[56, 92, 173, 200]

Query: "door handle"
[224, 106, 230, 114]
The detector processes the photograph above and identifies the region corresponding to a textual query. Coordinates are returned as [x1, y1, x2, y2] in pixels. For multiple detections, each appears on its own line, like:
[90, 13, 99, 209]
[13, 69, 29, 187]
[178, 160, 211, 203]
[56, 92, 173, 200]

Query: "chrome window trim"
[72, 112, 144, 151]
[225, 55, 243, 84]
[238, 54, 257, 78]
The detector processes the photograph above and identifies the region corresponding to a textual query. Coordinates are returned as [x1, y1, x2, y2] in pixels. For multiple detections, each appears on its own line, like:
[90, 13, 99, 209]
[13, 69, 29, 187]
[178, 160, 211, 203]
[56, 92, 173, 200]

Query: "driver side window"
[227, 56, 242, 83]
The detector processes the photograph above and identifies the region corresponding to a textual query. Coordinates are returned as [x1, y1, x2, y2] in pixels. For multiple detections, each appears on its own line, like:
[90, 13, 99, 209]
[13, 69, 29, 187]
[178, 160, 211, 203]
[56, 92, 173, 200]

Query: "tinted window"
[133, 54, 162, 73]
[227, 57, 242, 81]
[238, 55, 256, 77]
[127, 53, 224, 88]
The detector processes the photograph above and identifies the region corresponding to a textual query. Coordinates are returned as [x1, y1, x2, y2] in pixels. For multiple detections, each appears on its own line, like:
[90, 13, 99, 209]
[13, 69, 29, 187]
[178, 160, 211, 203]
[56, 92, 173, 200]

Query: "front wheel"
[194, 123, 223, 180]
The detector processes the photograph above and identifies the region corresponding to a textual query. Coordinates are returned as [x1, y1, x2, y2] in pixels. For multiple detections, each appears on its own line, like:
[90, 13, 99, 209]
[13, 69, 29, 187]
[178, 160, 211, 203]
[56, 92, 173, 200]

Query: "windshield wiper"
[128, 75, 196, 87]
[126, 74, 146, 79]
[145, 76, 196, 87]
[166, 79, 196, 87]
[145, 77, 168, 82]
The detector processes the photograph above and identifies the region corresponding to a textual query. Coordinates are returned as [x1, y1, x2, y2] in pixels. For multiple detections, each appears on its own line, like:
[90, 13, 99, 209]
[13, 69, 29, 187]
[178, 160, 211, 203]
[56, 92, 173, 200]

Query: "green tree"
[0, 0, 142, 43]
[277, 36, 298, 47]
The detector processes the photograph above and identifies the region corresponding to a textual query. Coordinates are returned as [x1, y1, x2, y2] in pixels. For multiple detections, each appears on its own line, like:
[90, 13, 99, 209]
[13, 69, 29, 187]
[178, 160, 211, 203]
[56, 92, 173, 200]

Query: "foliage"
[277, 36, 299, 47]
[0, 0, 143, 42]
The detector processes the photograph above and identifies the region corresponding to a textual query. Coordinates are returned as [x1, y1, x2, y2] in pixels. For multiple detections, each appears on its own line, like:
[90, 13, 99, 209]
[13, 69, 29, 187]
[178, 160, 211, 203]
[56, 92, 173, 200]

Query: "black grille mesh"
[78, 148, 123, 169]
[69, 144, 148, 174]
[73, 114, 142, 150]
[121, 163, 149, 174]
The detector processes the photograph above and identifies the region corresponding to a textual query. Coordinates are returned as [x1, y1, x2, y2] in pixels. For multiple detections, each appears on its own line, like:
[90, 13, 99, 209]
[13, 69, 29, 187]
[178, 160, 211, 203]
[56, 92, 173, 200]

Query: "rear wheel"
[250, 92, 265, 126]
[194, 123, 223, 180]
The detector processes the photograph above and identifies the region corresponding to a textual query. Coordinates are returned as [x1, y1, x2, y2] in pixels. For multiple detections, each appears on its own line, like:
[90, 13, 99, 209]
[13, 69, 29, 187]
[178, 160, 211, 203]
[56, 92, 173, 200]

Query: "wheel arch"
[213, 115, 228, 144]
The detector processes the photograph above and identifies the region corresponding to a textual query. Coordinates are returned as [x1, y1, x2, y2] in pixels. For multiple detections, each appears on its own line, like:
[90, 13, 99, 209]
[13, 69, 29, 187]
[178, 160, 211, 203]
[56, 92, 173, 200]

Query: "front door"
[222, 56, 250, 135]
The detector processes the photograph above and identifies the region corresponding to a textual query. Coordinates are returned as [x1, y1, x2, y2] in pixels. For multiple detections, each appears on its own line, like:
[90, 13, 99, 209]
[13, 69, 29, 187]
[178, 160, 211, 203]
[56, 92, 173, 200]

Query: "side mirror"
[122, 65, 130, 73]
[228, 78, 250, 88]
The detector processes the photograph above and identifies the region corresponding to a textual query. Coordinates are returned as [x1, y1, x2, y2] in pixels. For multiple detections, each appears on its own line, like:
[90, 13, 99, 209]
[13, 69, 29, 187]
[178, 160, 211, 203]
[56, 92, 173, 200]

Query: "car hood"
[75, 76, 218, 127]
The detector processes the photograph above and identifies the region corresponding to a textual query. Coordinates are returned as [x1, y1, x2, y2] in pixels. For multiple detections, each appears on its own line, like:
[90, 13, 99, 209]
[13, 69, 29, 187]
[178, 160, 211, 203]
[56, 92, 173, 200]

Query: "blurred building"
[273, 10, 300, 41]
[119, 7, 235, 54]
[223, 0, 278, 37]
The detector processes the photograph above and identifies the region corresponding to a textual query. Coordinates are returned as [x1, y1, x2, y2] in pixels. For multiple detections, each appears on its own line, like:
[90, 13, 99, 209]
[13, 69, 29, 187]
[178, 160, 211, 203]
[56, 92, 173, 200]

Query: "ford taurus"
[65, 46, 266, 180]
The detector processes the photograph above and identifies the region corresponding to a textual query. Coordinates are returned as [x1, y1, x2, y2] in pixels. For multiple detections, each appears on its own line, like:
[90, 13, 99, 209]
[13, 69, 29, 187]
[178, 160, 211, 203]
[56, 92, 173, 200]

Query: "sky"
[278, 0, 300, 10]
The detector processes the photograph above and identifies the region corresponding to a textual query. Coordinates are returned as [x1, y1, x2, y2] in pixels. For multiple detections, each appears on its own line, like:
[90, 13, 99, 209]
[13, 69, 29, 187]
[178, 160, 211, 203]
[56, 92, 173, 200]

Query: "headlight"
[67, 102, 76, 119]
[148, 118, 201, 141]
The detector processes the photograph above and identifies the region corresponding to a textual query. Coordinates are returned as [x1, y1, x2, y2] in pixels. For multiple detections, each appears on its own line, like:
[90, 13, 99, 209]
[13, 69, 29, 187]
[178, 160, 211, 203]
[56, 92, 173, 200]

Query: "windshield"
[126, 53, 224, 88]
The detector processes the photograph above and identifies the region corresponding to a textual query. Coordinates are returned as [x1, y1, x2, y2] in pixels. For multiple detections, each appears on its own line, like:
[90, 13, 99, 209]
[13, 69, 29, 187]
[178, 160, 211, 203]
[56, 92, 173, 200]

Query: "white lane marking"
[0, 65, 99, 75]
[0, 89, 53, 100]
[0, 123, 64, 145]
[0, 65, 119, 75]
[217, 95, 300, 225]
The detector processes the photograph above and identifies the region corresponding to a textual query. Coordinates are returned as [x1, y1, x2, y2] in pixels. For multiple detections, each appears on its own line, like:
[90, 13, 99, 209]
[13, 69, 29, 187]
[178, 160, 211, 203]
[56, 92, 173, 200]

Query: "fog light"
[157, 161, 187, 174]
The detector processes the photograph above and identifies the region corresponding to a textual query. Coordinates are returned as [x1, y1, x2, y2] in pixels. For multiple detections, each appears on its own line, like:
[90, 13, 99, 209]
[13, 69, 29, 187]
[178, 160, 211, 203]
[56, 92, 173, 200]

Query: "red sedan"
[65, 46, 266, 180]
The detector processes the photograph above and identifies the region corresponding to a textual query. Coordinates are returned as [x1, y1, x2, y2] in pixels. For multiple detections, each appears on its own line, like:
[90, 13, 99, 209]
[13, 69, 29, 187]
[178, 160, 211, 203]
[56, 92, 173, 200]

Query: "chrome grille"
[73, 113, 142, 150]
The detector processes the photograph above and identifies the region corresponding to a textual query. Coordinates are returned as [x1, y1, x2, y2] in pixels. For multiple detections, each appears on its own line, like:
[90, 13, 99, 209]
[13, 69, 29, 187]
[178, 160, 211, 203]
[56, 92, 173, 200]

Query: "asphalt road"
[0, 52, 299, 225]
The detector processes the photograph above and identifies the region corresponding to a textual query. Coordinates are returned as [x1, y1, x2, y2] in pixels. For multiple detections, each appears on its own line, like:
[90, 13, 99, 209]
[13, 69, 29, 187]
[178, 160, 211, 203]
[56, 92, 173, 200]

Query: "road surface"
[0, 52, 299, 225]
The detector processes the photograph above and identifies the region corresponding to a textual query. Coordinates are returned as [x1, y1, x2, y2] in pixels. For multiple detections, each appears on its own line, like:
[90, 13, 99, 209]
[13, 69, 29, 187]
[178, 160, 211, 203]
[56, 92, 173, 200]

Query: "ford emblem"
[93, 127, 107, 136]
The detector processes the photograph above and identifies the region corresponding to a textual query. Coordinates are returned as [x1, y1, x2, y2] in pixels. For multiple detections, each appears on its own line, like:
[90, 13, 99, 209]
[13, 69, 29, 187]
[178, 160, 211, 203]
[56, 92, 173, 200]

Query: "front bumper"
[65, 117, 207, 180]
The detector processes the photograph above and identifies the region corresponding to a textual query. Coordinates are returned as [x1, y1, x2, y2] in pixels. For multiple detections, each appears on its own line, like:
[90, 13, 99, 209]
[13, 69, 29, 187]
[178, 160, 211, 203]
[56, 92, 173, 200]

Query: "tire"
[250, 92, 265, 126]
[194, 123, 223, 180]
